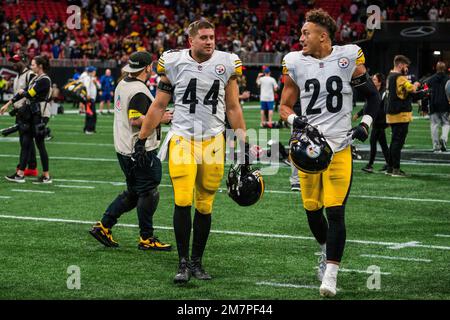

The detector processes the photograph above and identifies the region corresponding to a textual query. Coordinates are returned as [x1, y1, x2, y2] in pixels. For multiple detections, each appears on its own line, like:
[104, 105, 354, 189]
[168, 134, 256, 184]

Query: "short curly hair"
[305, 9, 337, 41]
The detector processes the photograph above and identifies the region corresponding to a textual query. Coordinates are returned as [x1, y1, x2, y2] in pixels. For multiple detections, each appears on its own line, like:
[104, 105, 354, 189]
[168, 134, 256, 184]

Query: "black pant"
[368, 126, 390, 166]
[17, 120, 37, 170]
[84, 99, 97, 132]
[19, 117, 49, 172]
[102, 151, 162, 238]
[388, 122, 409, 169]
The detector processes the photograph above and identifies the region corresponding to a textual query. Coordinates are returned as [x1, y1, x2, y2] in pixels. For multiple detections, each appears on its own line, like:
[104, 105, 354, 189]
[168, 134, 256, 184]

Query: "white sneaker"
[316, 251, 327, 282]
[319, 264, 338, 297]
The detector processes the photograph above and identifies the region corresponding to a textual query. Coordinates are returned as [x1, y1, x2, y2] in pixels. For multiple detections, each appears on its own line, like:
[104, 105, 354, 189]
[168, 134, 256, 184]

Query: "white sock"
[320, 243, 326, 254]
[325, 263, 339, 277]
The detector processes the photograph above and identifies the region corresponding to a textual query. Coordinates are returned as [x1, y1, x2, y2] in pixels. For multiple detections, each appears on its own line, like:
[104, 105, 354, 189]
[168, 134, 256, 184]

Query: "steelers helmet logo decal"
[306, 144, 321, 159]
[338, 57, 349, 69]
[215, 64, 226, 75]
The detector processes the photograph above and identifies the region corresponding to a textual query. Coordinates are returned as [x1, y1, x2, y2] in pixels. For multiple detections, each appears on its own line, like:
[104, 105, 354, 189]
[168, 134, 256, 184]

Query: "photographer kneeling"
[0, 55, 53, 183]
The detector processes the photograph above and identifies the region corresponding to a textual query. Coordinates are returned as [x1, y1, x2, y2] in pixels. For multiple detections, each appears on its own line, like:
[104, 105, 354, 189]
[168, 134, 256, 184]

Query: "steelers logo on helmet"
[226, 164, 264, 206]
[289, 125, 333, 174]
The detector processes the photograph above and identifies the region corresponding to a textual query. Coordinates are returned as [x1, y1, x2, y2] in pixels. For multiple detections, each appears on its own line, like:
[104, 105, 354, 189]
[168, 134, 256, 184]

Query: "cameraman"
[8, 54, 39, 176]
[1, 55, 53, 183]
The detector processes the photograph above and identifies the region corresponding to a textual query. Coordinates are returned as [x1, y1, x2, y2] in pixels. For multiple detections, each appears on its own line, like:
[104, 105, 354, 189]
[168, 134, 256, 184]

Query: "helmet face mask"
[226, 164, 264, 206]
[289, 125, 333, 174]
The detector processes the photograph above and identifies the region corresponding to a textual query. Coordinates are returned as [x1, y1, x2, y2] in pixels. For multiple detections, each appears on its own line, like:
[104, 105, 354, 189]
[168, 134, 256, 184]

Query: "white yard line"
[0, 196, 11, 199]
[360, 254, 432, 262]
[11, 189, 55, 194]
[338, 268, 391, 275]
[54, 185, 95, 189]
[0, 214, 449, 251]
[435, 234, 450, 238]
[256, 281, 320, 290]
[50, 178, 450, 204]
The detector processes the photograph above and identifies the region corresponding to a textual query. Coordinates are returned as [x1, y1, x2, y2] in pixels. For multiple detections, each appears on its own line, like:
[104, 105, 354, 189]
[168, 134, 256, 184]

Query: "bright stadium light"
[433, 51, 441, 55]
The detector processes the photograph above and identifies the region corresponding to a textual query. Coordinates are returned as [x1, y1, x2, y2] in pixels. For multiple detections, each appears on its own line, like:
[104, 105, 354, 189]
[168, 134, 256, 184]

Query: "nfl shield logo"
[319, 62, 324, 68]
[198, 65, 203, 71]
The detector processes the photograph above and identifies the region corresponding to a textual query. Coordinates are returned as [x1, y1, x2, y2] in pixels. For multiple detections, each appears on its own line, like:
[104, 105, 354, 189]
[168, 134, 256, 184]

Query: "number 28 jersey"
[158, 49, 242, 139]
[282, 44, 365, 152]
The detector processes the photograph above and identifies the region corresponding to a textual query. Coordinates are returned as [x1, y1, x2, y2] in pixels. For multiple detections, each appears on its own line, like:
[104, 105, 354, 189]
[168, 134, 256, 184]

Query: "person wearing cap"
[8, 55, 39, 177]
[256, 67, 278, 128]
[89, 51, 173, 251]
[79, 66, 98, 134]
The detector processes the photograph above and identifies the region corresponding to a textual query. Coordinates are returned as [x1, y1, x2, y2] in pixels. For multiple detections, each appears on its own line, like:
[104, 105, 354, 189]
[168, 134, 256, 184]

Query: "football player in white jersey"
[136, 20, 250, 284]
[280, 9, 380, 297]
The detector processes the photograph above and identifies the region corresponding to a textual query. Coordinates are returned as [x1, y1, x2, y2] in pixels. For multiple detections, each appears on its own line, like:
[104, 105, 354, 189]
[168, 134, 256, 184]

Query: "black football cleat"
[173, 258, 191, 284]
[138, 236, 172, 251]
[89, 222, 119, 247]
[190, 257, 212, 280]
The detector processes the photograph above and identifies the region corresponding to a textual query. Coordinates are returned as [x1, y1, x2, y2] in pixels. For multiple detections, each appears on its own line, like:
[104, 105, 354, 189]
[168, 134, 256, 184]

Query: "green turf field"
[0, 103, 449, 300]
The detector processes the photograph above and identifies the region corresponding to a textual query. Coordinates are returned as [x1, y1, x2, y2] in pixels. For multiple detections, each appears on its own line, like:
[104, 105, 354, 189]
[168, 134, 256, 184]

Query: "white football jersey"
[282, 44, 365, 152]
[157, 49, 242, 139]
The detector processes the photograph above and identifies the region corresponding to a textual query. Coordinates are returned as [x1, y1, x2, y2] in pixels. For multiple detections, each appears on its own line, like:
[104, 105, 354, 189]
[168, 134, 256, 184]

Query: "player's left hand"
[349, 123, 369, 142]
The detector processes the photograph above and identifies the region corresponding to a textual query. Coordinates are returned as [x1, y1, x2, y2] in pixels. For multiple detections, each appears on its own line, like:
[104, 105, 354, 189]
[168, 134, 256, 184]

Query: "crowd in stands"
[1, 0, 449, 64]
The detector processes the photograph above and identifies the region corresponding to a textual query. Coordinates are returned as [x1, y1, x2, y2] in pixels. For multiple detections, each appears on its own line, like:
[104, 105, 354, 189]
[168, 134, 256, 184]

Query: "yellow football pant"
[298, 146, 352, 211]
[168, 134, 225, 214]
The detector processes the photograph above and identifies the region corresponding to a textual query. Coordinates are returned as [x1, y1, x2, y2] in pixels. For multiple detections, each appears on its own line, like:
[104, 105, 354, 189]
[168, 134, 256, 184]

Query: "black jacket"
[425, 72, 450, 114]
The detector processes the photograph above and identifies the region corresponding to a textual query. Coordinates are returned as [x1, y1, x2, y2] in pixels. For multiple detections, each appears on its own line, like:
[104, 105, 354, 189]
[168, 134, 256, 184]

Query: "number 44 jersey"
[283, 44, 365, 152]
[158, 49, 242, 140]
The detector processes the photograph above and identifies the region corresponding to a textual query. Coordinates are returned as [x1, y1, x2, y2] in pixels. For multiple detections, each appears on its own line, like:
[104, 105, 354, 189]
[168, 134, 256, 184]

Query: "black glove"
[293, 115, 308, 129]
[131, 138, 147, 167]
[350, 123, 369, 142]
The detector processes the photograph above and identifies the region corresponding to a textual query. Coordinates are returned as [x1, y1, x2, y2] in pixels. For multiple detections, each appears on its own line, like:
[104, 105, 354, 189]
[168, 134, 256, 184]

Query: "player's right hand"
[293, 115, 308, 129]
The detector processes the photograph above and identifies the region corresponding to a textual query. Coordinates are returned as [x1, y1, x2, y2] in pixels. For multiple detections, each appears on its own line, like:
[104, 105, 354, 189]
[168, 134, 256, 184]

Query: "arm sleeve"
[356, 108, 364, 118]
[397, 76, 415, 93]
[230, 53, 242, 77]
[128, 93, 151, 119]
[352, 73, 381, 122]
[25, 77, 50, 99]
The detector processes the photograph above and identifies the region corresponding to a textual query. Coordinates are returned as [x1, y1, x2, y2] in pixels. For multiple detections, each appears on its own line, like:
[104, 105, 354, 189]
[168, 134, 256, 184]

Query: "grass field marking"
[314, 266, 391, 275]
[256, 281, 320, 290]
[45, 178, 450, 204]
[435, 234, 450, 238]
[351, 195, 450, 204]
[387, 241, 421, 250]
[54, 185, 95, 189]
[11, 189, 55, 194]
[2, 153, 450, 167]
[1, 214, 449, 251]
[360, 254, 432, 262]
[1, 138, 115, 148]
[54, 178, 126, 186]
[0, 196, 11, 199]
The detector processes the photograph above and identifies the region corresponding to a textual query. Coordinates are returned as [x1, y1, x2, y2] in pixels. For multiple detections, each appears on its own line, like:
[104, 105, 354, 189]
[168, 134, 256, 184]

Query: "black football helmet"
[289, 125, 333, 174]
[226, 164, 264, 206]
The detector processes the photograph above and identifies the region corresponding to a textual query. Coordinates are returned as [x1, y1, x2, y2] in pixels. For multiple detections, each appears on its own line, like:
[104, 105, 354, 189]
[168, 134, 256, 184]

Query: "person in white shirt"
[256, 67, 278, 128]
[79, 66, 98, 134]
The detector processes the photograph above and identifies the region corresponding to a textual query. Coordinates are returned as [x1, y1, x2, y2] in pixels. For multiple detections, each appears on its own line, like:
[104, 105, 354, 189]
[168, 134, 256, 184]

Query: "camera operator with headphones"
[1, 55, 53, 183]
